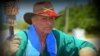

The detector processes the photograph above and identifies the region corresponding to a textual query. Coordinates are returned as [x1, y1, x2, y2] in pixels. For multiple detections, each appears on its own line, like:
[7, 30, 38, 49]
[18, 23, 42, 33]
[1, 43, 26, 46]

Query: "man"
[4, 1, 97, 56]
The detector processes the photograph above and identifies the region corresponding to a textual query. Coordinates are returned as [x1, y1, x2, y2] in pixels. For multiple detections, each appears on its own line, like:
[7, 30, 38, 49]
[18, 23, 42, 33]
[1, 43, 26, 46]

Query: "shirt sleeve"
[74, 37, 97, 53]
[15, 31, 28, 56]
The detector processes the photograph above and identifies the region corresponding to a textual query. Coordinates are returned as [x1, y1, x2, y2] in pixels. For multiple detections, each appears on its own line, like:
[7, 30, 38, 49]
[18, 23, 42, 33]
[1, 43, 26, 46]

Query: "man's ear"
[31, 17, 37, 24]
[31, 18, 35, 24]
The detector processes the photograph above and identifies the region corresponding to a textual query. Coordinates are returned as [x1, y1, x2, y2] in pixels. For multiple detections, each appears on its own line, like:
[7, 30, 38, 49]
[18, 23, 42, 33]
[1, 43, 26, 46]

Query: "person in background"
[3, 1, 97, 56]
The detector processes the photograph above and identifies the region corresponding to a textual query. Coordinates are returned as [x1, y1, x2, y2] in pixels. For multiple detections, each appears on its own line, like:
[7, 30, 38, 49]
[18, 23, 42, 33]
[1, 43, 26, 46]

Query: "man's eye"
[41, 17, 46, 19]
[42, 18, 46, 19]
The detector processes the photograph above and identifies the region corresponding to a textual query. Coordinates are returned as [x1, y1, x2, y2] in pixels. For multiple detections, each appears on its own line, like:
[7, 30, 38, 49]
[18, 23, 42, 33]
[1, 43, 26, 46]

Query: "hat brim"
[24, 13, 61, 24]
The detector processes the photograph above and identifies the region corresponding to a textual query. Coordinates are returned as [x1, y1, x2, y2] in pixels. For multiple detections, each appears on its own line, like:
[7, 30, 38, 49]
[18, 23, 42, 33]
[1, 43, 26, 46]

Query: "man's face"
[32, 15, 55, 34]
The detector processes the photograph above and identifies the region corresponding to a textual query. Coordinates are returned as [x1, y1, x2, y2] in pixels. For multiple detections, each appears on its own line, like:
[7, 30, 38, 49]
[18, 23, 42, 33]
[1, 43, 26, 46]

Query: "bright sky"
[16, 0, 88, 21]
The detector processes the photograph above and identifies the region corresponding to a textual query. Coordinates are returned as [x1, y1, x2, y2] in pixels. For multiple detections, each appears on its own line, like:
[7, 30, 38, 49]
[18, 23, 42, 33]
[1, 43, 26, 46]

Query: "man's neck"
[36, 29, 47, 42]
[36, 29, 47, 53]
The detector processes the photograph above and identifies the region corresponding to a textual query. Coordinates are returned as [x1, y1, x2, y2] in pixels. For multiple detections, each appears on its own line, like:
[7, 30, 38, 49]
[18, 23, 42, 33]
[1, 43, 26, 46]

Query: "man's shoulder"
[15, 30, 25, 35]
[15, 29, 27, 40]
[52, 28, 75, 44]
[52, 28, 73, 39]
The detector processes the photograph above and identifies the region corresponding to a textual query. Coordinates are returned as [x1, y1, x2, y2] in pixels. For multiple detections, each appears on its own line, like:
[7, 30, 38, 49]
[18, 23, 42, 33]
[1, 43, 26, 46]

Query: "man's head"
[32, 14, 55, 34]
[24, 1, 59, 33]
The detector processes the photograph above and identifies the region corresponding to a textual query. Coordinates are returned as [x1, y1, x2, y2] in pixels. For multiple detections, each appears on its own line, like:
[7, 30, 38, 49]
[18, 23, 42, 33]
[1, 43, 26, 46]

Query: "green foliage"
[15, 20, 29, 30]
[54, 4, 97, 33]
[54, 10, 65, 31]
[68, 4, 97, 31]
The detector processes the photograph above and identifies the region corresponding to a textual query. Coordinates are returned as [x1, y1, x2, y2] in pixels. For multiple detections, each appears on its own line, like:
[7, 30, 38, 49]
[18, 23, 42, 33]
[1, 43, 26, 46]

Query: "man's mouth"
[45, 27, 52, 29]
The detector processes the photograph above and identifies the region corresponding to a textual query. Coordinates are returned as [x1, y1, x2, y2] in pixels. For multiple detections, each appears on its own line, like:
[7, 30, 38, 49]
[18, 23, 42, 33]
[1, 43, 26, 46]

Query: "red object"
[46, 10, 58, 17]
[36, 10, 58, 17]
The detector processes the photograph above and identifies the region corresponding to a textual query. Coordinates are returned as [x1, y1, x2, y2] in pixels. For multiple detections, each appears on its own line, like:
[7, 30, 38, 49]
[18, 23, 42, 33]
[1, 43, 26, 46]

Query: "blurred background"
[1, 0, 100, 55]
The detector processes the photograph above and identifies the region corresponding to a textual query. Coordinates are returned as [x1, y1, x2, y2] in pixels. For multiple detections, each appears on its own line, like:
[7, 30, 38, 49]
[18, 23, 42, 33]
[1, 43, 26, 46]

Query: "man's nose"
[47, 20, 53, 26]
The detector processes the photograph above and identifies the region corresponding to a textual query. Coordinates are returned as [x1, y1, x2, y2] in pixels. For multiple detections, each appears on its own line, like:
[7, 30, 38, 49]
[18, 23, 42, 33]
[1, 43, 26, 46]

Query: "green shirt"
[15, 29, 97, 56]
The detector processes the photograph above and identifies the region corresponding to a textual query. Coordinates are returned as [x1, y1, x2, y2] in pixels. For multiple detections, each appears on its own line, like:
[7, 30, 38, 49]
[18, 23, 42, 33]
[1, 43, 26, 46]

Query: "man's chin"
[43, 30, 52, 34]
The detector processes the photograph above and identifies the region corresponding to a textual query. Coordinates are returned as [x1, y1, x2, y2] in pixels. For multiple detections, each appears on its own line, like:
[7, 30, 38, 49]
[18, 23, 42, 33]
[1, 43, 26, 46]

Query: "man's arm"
[79, 47, 97, 56]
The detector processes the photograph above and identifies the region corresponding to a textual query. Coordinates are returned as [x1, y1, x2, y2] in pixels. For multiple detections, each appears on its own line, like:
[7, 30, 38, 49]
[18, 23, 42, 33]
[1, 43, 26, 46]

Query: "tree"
[15, 20, 29, 30]
[54, 1, 98, 34]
